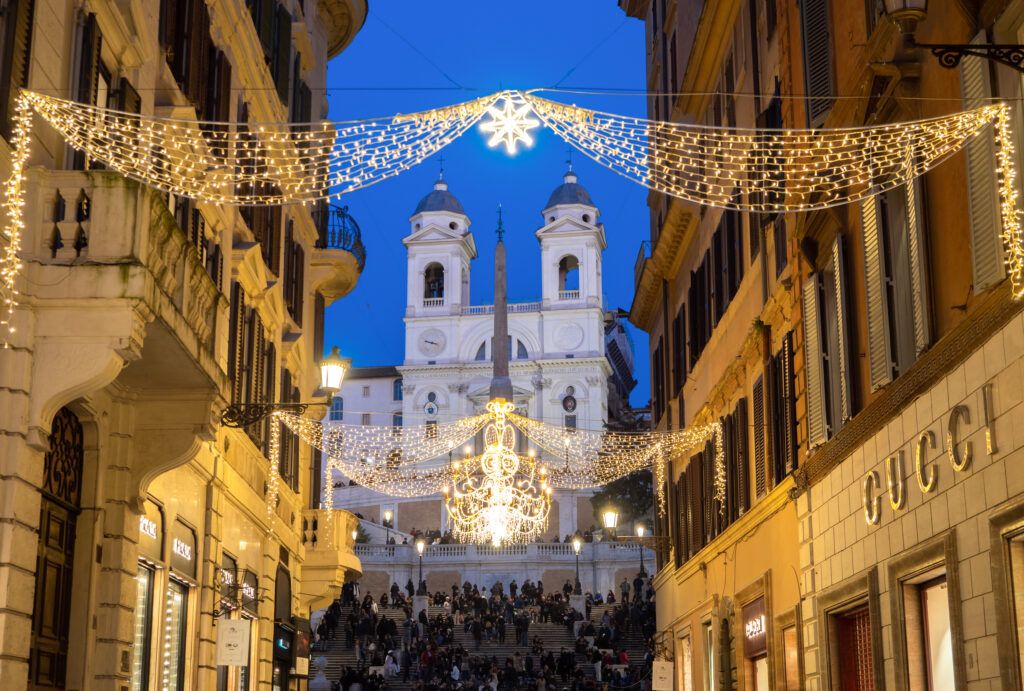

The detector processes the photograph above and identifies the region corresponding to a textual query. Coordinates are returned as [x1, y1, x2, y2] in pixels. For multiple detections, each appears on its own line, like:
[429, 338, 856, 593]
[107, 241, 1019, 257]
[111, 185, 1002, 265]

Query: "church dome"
[545, 171, 595, 209]
[413, 179, 466, 215]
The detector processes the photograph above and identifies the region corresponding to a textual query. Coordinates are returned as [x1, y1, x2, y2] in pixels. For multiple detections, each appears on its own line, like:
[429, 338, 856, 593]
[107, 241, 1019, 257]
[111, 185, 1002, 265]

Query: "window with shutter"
[674, 474, 686, 569]
[735, 398, 749, 514]
[228, 284, 245, 404]
[829, 235, 854, 425]
[905, 177, 931, 356]
[723, 413, 736, 523]
[861, 194, 894, 391]
[274, 3, 292, 103]
[0, 0, 35, 140]
[673, 306, 685, 396]
[753, 375, 767, 498]
[960, 39, 1004, 292]
[803, 272, 829, 448]
[781, 334, 796, 474]
[703, 443, 716, 542]
[71, 13, 102, 170]
[688, 454, 703, 557]
[800, 0, 834, 127]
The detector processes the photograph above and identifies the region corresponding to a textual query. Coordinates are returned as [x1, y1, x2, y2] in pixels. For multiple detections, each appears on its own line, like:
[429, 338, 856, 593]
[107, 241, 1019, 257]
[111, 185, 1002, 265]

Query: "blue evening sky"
[323, 1, 651, 409]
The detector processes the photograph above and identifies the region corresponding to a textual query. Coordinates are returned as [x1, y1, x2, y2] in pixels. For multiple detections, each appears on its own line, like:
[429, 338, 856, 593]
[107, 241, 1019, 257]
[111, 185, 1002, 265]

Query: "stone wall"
[799, 311, 1024, 689]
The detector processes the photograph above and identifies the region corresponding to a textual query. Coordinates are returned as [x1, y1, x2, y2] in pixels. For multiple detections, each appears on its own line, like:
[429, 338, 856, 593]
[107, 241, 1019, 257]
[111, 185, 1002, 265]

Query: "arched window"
[330, 397, 344, 421]
[424, 263, 445, 299]
[517, 339, 529, 359]
[475, 342, 487, 361]
[558, 255, 580, 294]
[393, 379, 403, 401]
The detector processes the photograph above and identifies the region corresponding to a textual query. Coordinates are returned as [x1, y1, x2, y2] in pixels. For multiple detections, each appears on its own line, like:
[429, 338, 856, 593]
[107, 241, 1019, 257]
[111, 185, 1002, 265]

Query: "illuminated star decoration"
[479, 97, 540, 155]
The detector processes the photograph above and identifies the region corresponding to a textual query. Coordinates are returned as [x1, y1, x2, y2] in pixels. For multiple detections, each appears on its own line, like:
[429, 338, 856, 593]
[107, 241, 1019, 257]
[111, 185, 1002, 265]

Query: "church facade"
[328, 171, 650, 593]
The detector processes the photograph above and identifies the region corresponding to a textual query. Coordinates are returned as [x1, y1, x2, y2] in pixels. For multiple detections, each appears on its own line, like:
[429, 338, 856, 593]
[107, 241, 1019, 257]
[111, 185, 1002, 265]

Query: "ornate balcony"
[300, 508, 363, 610]
[310, 204, 366, 305]
[21, 170, 226, 502]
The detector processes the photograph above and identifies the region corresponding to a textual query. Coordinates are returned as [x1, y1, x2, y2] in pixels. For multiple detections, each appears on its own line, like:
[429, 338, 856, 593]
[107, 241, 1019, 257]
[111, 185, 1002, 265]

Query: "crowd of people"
[312, 575, 657, 691]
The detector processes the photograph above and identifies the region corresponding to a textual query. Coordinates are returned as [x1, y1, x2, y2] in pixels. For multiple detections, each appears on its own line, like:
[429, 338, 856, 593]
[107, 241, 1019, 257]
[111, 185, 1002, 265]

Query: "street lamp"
[572, 536, 583, 595]
[602, 507, 619, 539]
[415, 538, 426, 593]
[383, 509, 393, 544]
[351, 528, 358, 543]
[635, 522, 647, 576]
[883, 1, 1024, 73]
[221, 346, 351, 427]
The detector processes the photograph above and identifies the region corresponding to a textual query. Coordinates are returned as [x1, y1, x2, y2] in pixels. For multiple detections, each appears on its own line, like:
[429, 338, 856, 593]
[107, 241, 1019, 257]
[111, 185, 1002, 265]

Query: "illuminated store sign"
[863, 383, 996, 526]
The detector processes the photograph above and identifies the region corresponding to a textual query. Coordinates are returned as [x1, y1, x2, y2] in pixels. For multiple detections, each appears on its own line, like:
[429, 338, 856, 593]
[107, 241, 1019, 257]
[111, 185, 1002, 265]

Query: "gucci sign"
[863, 383, 996, 526]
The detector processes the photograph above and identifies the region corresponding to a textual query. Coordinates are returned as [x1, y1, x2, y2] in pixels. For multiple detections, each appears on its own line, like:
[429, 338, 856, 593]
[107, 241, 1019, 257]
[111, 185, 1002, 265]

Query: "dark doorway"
[30, 406, 84, 689]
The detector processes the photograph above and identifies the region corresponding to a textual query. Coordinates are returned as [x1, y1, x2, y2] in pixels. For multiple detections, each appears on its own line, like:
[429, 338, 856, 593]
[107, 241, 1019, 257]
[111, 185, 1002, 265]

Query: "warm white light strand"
[0, 94, 32, 341]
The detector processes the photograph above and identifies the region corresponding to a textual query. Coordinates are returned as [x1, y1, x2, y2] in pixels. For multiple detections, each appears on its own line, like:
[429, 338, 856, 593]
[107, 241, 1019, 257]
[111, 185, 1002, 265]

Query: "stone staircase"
[312, 603, 649, 689]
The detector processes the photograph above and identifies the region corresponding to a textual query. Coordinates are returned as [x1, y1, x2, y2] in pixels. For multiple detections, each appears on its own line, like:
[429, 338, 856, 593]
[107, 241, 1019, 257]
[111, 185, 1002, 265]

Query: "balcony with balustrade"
[300, 508, 363, 610]
[311, 204, 367, 305]
[353, 540, 654, 596]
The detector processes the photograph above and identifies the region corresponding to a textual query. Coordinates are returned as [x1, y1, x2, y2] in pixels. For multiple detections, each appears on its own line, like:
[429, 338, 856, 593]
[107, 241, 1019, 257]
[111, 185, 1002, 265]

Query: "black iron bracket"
[915, 42, 1024, 73]
[220, 402, 309, 428]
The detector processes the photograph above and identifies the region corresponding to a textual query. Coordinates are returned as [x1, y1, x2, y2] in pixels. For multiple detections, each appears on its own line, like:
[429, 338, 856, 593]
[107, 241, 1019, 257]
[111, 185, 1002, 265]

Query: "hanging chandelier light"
[444, 400, 552, 546]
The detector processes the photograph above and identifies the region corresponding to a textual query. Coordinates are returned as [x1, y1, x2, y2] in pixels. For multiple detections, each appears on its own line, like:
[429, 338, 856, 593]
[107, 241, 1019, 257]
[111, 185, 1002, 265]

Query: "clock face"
[424, 401, 439, 418]
[418, 328, 447, 356]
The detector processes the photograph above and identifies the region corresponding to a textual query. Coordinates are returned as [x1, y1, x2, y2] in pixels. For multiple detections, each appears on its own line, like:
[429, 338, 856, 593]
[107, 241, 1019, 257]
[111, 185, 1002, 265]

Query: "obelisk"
[489, 206, 514, 402]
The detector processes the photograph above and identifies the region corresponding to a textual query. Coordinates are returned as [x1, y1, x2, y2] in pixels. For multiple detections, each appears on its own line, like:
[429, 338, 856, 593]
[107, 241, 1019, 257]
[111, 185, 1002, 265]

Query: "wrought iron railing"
[314, 204, 366, 271]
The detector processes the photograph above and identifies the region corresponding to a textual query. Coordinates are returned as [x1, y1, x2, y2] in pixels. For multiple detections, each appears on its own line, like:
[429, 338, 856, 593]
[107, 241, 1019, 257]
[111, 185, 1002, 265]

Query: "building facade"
[0, 0, 366, 689]
[328, 171, 652, 594]
[625, 0, 1024, 689]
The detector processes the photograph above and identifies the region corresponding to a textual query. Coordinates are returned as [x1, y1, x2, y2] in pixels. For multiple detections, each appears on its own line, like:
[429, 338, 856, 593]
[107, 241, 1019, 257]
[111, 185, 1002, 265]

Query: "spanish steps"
[312, 602, 651, 690]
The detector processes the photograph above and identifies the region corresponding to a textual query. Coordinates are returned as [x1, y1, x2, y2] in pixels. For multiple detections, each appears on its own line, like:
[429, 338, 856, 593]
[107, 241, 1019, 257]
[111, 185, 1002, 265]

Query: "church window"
[475, 343, 487, 361]
[564, 414, 577, 430]
[517, 339, 529, 359]
[361, 413, 370, 425]
[449, 221, 458, 230]
[393, 379, 403, 401]
[392, 413, 402, 427]
[558, 255, 580, 293]
[426, 420, 438, 439]
[424, 263, 445, 299]
[330, 398, 343, 421]
[427, 392, 437, 403]
[582, 214, 591, 223]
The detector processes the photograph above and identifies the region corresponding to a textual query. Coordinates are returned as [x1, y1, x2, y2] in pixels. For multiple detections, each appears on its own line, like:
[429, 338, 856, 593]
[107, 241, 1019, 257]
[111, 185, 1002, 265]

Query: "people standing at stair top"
[619, 577, 629, 603]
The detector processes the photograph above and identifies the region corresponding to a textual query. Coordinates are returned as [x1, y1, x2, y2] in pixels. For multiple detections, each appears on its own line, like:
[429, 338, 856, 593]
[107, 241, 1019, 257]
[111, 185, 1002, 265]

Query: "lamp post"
[351, 529, 358, 543]
[383, 509, 393, 544]
[602, 507, 619, 540]
[415, 538, 425, 593]
[635, 522, 647, 576]
[883, 1, 1024, 73]
[221, 346, 351, 427]
[572, 536, 583, 595]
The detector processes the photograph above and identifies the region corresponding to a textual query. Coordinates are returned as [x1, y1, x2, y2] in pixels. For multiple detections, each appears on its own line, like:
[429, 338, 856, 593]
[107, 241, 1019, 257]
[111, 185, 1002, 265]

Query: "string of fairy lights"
[272, 403, 723, 537]
[3, 87, 1023, 539]
[2, 89, 1023, 345]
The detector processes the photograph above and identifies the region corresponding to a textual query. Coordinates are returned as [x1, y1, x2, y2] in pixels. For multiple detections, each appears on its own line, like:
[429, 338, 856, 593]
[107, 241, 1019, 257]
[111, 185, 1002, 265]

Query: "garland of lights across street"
[3, 87, 1022, 543]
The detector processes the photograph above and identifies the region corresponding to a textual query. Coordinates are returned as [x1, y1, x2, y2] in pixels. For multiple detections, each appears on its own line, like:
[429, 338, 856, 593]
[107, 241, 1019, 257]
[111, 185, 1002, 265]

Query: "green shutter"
[861, 195, 893, 391]
[800, 0, 833, 127]
[752, 375, 766, 499]
[905, 177, 931, 355]
[831, 235, 853, 423]
[803, 272, 828, 447]
[961, 36, 1004, 292]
